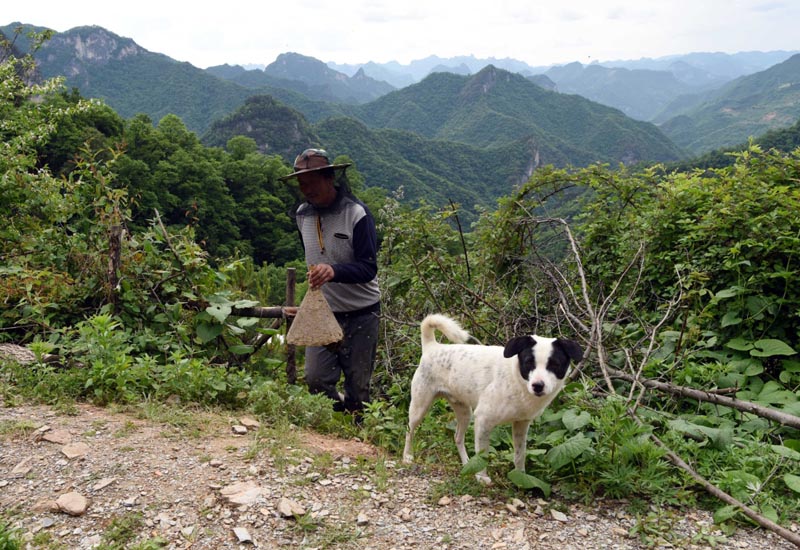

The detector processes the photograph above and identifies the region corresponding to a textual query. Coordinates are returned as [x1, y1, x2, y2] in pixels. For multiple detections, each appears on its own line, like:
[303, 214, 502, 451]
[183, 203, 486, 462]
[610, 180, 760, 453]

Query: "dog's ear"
[503, 336, 534, 358]
[556, 339, 583, 363]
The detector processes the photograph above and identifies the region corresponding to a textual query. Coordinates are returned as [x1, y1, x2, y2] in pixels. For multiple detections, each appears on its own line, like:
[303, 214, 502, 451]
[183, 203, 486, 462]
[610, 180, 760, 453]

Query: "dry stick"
[449, 199, 471, 282]
[629, 410, 800, 548]
[612, 369, 800, 430]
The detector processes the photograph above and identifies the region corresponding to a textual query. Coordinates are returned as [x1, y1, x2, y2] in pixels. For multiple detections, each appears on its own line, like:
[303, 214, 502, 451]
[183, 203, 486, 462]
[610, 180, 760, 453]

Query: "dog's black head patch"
[504, 336, 583, 382]
[546, 339, 583, 379]
[503, 336, 537, 381]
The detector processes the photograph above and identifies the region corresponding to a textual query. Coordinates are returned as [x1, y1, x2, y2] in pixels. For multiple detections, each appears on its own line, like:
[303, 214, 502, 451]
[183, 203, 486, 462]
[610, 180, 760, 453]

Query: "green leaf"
[196, 322, 223, 343]
[714, 287, 741, 300]
[755, 381, 795, 405]
[562, 409, 592, 431]
[725, 338, 752, 351]
[236, 317, 259, 328]
[720, 310, 742, 327]
[507, 470, 551, 496]
[750, 339, 796, 357]
[784, 474, 800, 493]
[229, 344, 254, 355]
[546, 433, 592, 470]
[771, 445, 800, 461]
[713, 504, 738, 524]
[206, 303, 231, 324]
[460, 454, 488, 476]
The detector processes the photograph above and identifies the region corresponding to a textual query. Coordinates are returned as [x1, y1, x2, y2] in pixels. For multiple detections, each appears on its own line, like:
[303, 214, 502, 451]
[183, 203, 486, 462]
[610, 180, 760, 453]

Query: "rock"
[550, 509, 568, 523]
[231, 425, 248, 435]
[61, 442, 90, 459]
[31, 499, 60, 513]
[220, 481, 261, 506]
[277, 497, 306, 518]
[56, 492, 88, 516]
[42, 429, 71, 445]
[356, 512, 369, 525]
[239, 417, 260, 429]
[11, 458, 32, 476]
[92, 477, 116, 492]
[233, 527, 253, 543]
[437, 496, 452, 506]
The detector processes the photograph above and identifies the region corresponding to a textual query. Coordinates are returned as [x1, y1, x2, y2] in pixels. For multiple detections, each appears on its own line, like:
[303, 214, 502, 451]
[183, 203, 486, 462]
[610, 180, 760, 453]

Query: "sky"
[5, 0, 799, 70]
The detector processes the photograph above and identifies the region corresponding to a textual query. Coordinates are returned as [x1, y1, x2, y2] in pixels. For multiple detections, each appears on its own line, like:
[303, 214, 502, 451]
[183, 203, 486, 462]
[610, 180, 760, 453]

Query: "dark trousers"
[304, 310, 379, 410]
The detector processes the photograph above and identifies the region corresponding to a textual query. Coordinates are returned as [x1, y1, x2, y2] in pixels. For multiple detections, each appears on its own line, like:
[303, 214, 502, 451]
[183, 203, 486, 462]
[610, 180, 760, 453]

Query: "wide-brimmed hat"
[279, 148, 352, 181]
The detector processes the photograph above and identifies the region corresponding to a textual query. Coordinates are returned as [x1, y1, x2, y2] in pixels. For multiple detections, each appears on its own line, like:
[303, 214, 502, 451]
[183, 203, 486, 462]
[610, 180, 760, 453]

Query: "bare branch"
[613, 369, 800, 430]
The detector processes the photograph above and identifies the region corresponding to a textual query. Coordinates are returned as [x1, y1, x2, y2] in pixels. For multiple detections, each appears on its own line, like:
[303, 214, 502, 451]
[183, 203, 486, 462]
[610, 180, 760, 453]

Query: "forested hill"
[350, 66, 684, 165]
[660, 53, 800, 154]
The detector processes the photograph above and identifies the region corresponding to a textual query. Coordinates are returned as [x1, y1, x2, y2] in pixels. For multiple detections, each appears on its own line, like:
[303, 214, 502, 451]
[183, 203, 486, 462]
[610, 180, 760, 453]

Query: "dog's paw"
[475, 472, 493, 486]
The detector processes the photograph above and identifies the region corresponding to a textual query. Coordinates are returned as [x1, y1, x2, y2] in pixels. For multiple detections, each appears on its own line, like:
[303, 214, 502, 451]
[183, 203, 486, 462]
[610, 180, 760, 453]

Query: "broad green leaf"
[784, 440, 800, 453]
[750, 339, 796, 357]
[725, 338, 752, 351]
[759, 503, 779, 524]
[562, 409, 592, 431]
[755, 381, 795, 405]
[713, 504, 738, 524]
[236, 317, 259, 328]
[784, 474, 800, 493]
[196, 322, 223, 343]
[229, 344, 255, 355]
[720, 310, 742, 327]
[771, 445, 800, 461]
[233, 299, 259, 308]
[714, 288, 740, 300]
[460, 454, 488, 476]
[547, 433, 592, 470]
[206, 303, 231, 324]
[508, 470, 551, 496]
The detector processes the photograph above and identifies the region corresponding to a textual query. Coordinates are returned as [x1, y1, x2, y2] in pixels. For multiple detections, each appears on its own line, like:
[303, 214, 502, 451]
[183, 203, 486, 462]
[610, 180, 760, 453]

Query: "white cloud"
[4, 0, 798, 68]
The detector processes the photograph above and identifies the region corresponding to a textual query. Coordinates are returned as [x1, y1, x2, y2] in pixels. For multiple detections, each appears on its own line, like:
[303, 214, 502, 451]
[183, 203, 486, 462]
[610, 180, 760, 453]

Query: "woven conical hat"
[286, 288, 343, 346]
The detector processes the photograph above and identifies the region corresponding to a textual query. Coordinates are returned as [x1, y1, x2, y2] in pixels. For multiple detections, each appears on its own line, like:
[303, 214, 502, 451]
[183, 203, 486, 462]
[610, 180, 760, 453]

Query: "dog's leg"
[511, 420, 531, 472]
[402, 384, 437, 463]
[450, 401, 472, 466]
[472, 416, 493, 485]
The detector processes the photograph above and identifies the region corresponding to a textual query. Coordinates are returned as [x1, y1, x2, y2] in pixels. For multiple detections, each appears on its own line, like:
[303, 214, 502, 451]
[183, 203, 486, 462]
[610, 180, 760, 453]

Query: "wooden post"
[107, 224, 122, 312]
[285, 267, 297, 385]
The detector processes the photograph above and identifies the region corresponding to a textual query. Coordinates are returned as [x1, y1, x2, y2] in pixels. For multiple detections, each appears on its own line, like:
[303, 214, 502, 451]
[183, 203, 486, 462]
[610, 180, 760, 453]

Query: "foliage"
[0, 520, 22, 550]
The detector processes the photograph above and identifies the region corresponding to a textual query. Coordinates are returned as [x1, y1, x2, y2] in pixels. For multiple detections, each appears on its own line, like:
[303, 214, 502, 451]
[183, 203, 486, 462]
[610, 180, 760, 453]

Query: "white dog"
[402, 314, 583, 484]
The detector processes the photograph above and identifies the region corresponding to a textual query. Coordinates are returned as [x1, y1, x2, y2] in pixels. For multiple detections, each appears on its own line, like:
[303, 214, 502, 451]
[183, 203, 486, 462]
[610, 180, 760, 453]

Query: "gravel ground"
[0, 402, 797, 549]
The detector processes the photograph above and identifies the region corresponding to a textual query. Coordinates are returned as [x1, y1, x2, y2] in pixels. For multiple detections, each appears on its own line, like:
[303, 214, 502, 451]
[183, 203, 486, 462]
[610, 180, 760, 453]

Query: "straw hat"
[279, 148, 351, 181]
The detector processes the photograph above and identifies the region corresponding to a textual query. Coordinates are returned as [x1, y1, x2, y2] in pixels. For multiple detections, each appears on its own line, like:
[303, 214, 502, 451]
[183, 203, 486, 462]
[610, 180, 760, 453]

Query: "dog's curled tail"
[421, 314, 470, 350]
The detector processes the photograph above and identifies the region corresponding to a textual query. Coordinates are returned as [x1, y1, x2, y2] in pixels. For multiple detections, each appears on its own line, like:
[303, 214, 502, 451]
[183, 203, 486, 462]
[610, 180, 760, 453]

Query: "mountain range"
[3, 21, 799, 204]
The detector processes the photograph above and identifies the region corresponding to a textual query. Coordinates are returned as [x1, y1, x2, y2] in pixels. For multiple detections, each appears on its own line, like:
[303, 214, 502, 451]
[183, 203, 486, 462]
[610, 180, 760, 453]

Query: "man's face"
[297, 171, 336, 207]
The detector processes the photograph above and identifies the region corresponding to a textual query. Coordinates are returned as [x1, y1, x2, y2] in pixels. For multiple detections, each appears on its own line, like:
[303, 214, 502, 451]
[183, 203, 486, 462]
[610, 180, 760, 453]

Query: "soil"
[0, 402, 797, 549]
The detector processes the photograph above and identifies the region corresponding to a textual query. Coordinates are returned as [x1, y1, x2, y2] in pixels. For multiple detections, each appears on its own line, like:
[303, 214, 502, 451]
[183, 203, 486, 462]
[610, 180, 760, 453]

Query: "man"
[279, 148, 381, 414]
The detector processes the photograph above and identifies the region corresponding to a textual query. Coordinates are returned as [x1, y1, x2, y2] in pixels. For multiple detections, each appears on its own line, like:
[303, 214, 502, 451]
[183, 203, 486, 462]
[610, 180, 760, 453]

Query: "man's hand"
[307, 263, 334, 288]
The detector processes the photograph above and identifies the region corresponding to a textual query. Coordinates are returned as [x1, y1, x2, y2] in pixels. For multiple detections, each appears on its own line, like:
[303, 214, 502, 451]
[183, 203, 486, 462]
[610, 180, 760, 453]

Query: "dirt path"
[0, 403, 796, 549]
